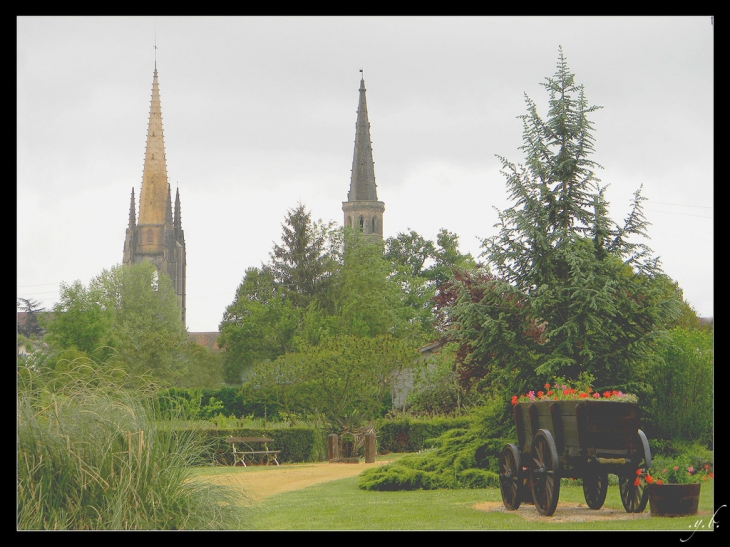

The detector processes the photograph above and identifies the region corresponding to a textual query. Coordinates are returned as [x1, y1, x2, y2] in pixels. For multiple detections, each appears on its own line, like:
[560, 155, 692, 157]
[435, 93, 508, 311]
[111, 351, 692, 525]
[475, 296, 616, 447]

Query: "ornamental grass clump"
[17, 361, 251, 530]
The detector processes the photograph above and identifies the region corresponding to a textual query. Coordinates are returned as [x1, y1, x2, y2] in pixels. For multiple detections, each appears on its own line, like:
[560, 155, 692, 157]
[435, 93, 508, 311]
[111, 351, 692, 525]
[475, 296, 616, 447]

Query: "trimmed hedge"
[374, 415, 471, 453]
[191, 427, 323, 465]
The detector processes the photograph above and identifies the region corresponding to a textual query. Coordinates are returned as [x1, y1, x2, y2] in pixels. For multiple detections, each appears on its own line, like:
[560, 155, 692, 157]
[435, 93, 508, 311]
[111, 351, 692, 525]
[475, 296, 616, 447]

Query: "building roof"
[188, 331, 220, 351]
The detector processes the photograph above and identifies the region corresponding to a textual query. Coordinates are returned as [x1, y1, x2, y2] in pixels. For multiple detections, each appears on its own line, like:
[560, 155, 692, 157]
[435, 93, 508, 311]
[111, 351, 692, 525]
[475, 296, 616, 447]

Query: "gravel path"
[202, 460, 391, 502]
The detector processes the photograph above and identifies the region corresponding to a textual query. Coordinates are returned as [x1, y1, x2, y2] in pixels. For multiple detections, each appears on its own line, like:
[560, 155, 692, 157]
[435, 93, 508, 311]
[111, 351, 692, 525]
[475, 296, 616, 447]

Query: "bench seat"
[226, 437, 280, 467]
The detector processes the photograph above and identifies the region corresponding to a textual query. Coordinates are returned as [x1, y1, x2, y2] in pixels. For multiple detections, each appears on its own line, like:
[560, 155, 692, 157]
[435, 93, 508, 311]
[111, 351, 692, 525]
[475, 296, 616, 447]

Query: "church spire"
[343, 71, 385, 240]
[348, 72, 378, 202]
[137, 67, 169, 225]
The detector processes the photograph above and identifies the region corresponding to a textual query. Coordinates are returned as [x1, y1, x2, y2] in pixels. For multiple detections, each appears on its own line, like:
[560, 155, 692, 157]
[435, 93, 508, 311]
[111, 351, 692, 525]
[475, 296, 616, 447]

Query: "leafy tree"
[434, 266, 542, 394]
[220, 204, 344, 382]
[385, 229, 477, 339]
[665, 291, 703, 331]
[429, 229, 478, 287]
[337, 229, 405, 338]
[385, 229, 436, 280]
[245, 334, 418, 431]
[44, 280, 116, 359]
[96, 262, 189, 382]
[444, 48, 681, 398]
[218, 266, 300, 383]
[385, 230, 439, 338]
[43, 262, 196, 386]
[175, 343, 224, 388]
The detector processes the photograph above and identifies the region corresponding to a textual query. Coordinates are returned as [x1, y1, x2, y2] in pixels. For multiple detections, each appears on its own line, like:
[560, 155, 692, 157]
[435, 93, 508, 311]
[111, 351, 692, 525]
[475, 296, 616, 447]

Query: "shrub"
[456, 468, 500, 489]
[359, 455, 441, 491]
[361, 395, 511, 491]
[647, 327, 713, 444]
[374, 415, 471, 453]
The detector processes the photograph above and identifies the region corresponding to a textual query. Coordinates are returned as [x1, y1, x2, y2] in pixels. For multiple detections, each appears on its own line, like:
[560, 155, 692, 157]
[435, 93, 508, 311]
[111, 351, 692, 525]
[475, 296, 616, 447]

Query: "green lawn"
[194, 464, 717, 531]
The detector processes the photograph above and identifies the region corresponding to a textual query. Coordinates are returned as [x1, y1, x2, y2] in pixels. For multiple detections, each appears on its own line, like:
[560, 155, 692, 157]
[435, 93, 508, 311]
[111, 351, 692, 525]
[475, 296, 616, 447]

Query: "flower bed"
[638, 457, 713, 487]
[511, 373, 637, 405]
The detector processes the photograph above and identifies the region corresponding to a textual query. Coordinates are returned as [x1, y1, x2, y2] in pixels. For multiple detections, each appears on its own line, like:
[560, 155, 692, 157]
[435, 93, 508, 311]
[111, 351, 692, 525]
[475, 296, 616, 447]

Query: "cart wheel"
[619, 429, 651, 513]
[500, 444, 523, 510]
[530, 429, 560, 516]
[583, 471, 608, 510]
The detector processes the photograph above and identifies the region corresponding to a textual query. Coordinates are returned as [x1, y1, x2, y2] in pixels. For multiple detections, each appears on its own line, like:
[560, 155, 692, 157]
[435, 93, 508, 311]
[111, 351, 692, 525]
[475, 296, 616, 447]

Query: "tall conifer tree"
[445, 48, 681, 395]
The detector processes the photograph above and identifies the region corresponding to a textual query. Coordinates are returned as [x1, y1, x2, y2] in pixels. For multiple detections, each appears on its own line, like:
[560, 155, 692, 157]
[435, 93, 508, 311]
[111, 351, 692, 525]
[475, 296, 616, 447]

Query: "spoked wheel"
[583, 470, 609, 510]
[530, 429, 560, 516]
[500, 444, 523, 510]
[619, 429, 651, 513]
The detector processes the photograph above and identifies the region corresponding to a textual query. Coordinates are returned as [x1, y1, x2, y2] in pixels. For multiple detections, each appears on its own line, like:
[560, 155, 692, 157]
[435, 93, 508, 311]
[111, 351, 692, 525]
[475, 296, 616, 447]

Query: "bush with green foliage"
[155, 387, 225, 421]
[17, 362, 250, 530]
[360, 395, 510, 491]
[645, 327, 713, 445]
[374, 415, 471, 453]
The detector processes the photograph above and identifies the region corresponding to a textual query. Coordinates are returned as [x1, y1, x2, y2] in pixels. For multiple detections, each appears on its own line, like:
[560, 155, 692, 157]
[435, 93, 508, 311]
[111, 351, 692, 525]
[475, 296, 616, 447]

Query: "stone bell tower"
[122, 64, 187, 325]
[342, 72, 385, 241]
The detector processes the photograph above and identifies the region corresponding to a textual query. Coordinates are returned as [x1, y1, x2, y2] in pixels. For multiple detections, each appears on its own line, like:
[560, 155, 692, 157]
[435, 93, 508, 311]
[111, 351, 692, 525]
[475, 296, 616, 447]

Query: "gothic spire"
[165, 183, 173, 225]
[128, 188, 136, 228]
[348, 73, 378, 202]
[174, 187, 182, 231]
[137, 67, 169, 225]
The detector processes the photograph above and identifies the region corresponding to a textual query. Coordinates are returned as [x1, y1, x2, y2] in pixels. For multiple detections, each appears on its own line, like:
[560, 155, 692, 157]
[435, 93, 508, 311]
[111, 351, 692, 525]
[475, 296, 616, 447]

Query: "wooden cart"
[500, 400, 651, 516]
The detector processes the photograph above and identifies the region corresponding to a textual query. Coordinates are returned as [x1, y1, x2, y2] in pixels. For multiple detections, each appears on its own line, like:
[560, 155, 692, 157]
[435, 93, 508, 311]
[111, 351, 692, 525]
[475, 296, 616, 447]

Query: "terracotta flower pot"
[648, 483, 701, 517]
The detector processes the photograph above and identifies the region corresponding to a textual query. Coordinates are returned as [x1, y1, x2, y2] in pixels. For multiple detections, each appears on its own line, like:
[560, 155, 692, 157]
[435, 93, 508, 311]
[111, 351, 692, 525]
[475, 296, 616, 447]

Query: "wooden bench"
[226, 436, 281, 467]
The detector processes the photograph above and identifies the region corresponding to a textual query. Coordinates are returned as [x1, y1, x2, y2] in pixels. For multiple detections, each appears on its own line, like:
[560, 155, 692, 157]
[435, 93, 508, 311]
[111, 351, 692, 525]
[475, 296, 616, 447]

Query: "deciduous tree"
[337, 229, 404, 338]
[218, 266, 300, 383]
[43, 262, 199, 386]
[385, 228, 476, 339]
[245, 334, 418, 431]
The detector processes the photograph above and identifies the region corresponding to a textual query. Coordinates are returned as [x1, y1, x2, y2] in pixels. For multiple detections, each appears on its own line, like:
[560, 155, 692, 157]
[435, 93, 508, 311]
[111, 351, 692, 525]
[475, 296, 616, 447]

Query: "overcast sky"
[17, 16, 713, 333]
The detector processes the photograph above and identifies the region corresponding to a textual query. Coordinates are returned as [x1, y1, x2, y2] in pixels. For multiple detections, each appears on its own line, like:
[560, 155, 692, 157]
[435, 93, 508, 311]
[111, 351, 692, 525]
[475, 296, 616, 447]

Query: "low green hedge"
[191, 427, 323, 465]
[374, 416, 471, 453]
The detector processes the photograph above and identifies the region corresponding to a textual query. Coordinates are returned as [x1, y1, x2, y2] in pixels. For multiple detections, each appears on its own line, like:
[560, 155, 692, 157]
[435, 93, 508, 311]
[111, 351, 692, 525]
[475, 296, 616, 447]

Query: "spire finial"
[154, 33, 158, 70]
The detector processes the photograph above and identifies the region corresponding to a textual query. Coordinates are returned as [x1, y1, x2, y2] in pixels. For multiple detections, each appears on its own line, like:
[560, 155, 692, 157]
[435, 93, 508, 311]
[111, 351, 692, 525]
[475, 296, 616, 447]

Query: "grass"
[17, 364, 252, 530]
[192, 463, 717, 531]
